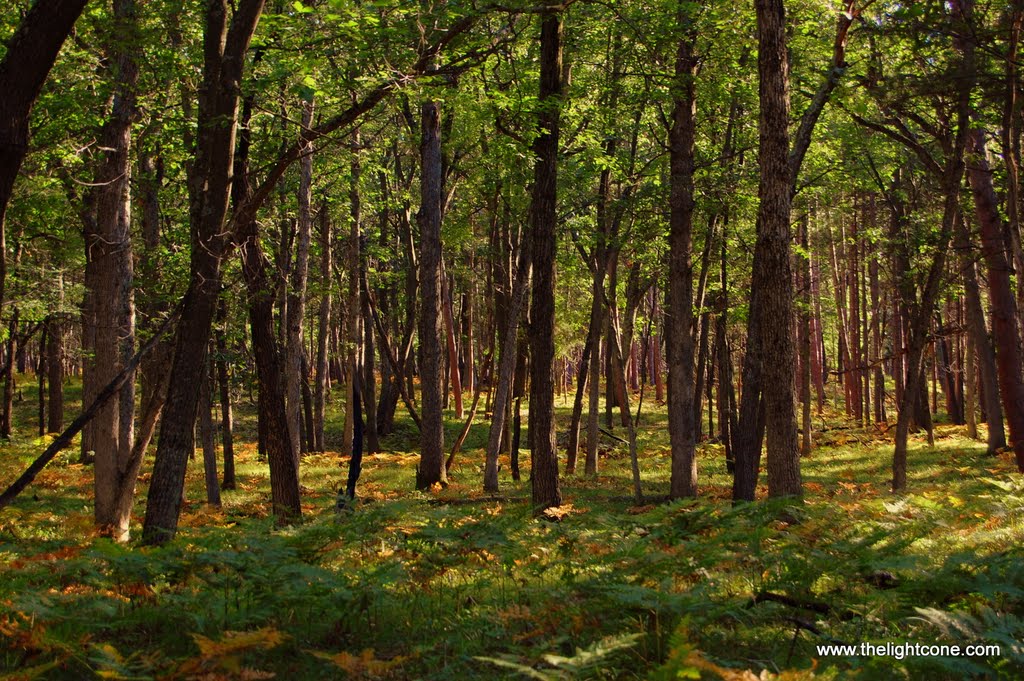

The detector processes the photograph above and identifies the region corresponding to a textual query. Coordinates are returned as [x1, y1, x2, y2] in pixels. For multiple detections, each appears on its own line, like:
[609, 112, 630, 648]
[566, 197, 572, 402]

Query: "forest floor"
[0, 382, 1022, 680]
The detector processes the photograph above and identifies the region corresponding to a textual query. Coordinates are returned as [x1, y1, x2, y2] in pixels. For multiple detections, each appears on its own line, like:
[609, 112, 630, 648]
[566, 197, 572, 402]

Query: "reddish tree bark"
[966, 128, 1024, 471]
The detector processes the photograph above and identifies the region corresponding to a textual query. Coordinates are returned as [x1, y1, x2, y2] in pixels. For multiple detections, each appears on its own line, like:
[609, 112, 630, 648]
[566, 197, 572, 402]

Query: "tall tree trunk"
[417, 99, 447, 490]
[90, 0, 139, 541]
[313, 206, 331, 452]
[799, 216, 812, 456]
[956, 215, 1004, 452]
[667, 11, 698, 498]
[344, 132, 362, 455]
[143, 0, 267, 546]
[37, 325, 46, 437]
[527, 11, 564, 512]
[734, 0, 802, 501]
[586, 323, 603, 476]
[361, 253, 380, 454]
[966, 127, 1024, 471]
[238, 220, 303, 521]
[285, 99, 315, 467]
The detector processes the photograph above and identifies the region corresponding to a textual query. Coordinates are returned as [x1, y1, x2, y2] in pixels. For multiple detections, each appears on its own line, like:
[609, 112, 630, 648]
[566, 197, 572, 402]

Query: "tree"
[0, 0, 90, 322]
[416, 97, 447, 490]
[666, 3, 699, 499]
[143, 0, 268, 545]
[527, 10, 565, 513]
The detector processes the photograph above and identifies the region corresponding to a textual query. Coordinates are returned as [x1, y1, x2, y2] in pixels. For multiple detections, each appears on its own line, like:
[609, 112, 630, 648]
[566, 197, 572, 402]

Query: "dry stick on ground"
[0, 306, 180, 510]
[750, 591, 860, 622]
[445, 351, 494, 473]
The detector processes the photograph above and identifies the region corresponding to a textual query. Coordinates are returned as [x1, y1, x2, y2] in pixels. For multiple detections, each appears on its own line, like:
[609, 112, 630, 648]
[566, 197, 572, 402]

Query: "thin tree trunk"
[285, 99, 314, 467]
[1, 307, 16, 438]
[799, 216, 812, 456]
[45, 315, 64, 433]
[442, 261, 463, 418]
[215, 297, 235, 489]
[484, 239, 531, 492]
[199, 352, 221, 507]
[314, 206, 331, 452]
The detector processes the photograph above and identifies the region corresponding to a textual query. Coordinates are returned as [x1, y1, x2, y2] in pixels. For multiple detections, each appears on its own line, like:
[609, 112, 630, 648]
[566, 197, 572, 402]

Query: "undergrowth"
[0, 387, 1021, 680]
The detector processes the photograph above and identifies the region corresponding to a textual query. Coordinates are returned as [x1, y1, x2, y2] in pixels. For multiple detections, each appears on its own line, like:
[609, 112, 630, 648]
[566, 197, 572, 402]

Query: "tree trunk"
[442, 262, 463, 418]
[417, 99, 447, 490]
[956, 215, 1004, 452]
[199, 353, 221, 507]
[484, 239, 531, 492]
[799, 216, 812, 456]
[46, 315, 64, 433]
[285, 99, 315, 467]
[1, 308, 17, 438]
[586, 327, 602, 476]
[734, 0, 802, 501]
[966, 127, 1024, 471]
[88, 0, 139, 541]
[143, 0, 267, 546]
[667, 13, 698, 498]
[526, 11, 564, 513]
[215, 297, 236, 489]
[239, 222, 303, 521]
[361, 258, 380, 454]
[313, 206, 331, 451]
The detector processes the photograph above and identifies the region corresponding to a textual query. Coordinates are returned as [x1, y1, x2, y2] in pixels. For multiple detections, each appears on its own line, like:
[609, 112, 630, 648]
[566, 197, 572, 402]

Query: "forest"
[0, 0, 1023, 678]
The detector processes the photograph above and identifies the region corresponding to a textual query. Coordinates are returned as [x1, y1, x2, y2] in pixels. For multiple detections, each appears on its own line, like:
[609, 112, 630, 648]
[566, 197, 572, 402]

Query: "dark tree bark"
[527, 11, 564, 513]
[733, 0, 802, 501]
[442, 263, 464, 419]
[143, 0, 269, 545]
[417, 99, 447, 490]
[238, 220, 303, 521]
[37, 324, 45, 437]
[667, 11, 698, 499]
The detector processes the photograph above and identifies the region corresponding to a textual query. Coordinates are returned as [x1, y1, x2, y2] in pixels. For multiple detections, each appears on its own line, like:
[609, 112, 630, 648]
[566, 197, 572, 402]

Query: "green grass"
[0, 376, 1022, 679]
